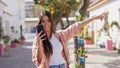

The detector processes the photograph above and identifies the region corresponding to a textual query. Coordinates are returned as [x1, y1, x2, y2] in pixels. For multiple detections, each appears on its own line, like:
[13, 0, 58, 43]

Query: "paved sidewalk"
[67, 39, 76, 68]
[85, 45, 120, 68]
[67, 38, 120, 68]
[0, 41, 36, 68]
[0, 38, 120, 68]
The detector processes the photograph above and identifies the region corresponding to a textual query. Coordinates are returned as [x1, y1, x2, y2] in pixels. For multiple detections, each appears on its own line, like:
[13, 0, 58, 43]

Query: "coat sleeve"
[32, 37, 47, 68]
[32, 37, 40, 67]
[56, 22, 82, 43]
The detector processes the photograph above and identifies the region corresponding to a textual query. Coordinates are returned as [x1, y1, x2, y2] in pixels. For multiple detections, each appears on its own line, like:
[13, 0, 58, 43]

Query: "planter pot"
[85, 40, 91, 45]
[99, 44, 105, 48]
[105, 40, 113, 50]
[20, 39, 25, 44]
[10, 42, 18, 48]
[0, 43, 4, 56]
[75, 38, 84, 50]
[79, 57, 85, 62]
[77, 39, 84, 45]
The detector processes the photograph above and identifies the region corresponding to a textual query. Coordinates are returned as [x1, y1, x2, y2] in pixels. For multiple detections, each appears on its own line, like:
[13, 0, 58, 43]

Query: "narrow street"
[0, 37, 120, 68]
[0, 41, 36, 68]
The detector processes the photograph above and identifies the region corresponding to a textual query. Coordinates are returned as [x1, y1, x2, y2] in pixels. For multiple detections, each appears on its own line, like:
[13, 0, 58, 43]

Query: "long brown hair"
[38, 11, 54, 58]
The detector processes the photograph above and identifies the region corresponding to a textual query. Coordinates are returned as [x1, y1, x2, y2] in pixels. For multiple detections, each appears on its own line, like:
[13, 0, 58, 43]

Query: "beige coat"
[32, 14, 103, 68]
[32, 22, 81, 68]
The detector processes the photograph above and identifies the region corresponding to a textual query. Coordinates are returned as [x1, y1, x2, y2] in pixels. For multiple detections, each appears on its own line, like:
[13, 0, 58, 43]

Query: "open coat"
[32, 22, 82, 68]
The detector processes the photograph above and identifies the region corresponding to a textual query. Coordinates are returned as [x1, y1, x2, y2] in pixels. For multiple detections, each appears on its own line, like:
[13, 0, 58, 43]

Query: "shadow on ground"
[85, 45, 120, 57]
[104, 59, 120, 68]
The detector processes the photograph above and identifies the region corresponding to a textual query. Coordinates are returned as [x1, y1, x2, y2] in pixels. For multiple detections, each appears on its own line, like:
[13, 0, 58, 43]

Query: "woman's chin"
[45, 29, 49, 32]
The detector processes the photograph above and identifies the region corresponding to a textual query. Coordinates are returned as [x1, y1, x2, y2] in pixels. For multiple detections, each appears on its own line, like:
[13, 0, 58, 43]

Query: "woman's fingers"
[100, 14, 104, 21]
[41, 37, 46, 41]
[38, 34, 46, 41]
[37, 31, 43, 37]
[102, 11, 109, 20]
[36, 31, 46, 42]
[40, 33, 46, 39]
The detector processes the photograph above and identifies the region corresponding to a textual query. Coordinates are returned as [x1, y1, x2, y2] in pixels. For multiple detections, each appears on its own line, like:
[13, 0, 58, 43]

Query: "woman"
[32, 11, 105, 68]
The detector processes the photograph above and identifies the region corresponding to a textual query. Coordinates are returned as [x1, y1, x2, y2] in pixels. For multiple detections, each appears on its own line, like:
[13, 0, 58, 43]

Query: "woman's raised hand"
[100, 10, 109, 20]
[93, 10, 109, 21]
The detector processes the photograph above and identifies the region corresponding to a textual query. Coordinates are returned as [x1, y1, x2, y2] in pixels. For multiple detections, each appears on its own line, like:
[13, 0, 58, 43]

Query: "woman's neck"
[46, 31, 51, 39]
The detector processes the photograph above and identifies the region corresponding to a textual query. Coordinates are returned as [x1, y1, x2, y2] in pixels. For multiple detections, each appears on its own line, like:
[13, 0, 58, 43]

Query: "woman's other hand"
[36, 31, 46, 45]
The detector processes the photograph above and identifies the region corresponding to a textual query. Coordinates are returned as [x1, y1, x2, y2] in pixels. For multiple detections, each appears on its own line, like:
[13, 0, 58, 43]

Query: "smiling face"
[41, 15, 52, 38]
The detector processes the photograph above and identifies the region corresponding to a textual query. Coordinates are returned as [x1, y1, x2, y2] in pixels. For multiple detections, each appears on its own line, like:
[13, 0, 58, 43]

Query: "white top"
[49, 34, 66, 65]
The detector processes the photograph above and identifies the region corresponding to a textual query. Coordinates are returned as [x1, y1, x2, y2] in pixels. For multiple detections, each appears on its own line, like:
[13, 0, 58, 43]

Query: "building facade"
[2, 0, 25, 39]
[88, 0, 120, 48]
[25, 0, 44, 33]
[0, 0, 7, 43]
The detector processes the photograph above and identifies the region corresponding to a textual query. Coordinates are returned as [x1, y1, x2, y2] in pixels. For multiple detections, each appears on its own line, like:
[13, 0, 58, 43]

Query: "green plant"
[74, 63, 82, 68]
[84, 36, 91, 40]
[2, 35, 11, 46]
[74, 47, 87, 68]
[12, 39, 20, 43]
[77, 47, 83, 57]
[111, 21, 119, 27]
[77, 33, 83, 38]
[76, 15, 84, 21]
[77, 47, 88, 58]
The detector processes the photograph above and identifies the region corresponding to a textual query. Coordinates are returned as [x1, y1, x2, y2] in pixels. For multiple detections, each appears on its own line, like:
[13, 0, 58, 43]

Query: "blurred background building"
[88, 0, 120, 48]
[0, 0, 25, 40]
[25, 0, 39, 33]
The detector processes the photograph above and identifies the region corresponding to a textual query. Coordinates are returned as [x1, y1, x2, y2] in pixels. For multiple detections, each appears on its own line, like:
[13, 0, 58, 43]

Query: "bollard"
[0, 43, 4, 56]
[106, 40, 113, 50]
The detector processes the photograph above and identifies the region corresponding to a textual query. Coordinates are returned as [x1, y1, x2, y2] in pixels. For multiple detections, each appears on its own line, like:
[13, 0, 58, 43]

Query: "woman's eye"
[47, 19, 50, 22]
[41, 20, 45, 23]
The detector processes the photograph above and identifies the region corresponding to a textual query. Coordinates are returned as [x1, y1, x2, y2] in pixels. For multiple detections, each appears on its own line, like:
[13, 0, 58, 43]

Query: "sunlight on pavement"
[22, 46, 32, 49]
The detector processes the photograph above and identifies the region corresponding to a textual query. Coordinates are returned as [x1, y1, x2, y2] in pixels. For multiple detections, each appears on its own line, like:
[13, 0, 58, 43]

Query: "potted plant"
[74, 47, 87, 68]
[10, 39, 19, 48]
[77, 47, 88, 61]
[99, 43, 105, 48]
[74, 62, 82, 68]
[84, 36, 92, 45]
[2, 35, 11, 51]
[19, 36, 25, 44]
[77, 34, 84, 44]
[110, 21, 119, 27]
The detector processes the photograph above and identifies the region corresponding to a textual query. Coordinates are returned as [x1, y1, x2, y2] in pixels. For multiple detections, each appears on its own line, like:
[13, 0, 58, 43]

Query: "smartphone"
[36, 24, 46, 39]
